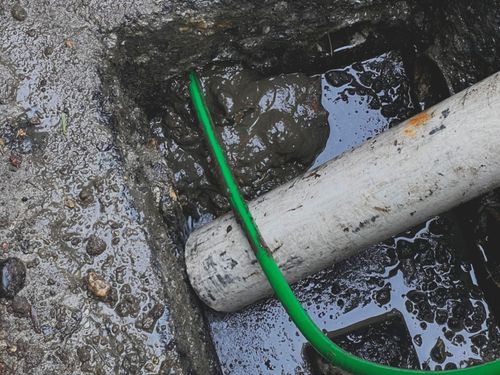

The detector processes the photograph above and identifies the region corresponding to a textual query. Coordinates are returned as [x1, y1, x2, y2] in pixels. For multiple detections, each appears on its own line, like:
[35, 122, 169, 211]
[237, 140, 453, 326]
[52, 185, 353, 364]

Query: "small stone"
[29, 115, 42, 126]
[11, 3, 27, 21]
[135, 303, 165, 332]
[430, 337, 447, 364]
[77, 346, 92, 362]
[64, 197, 76, 209]
[43, 46, 54, 57]
[86, 271, 110, 298]
[85, 235, 106, 256]
[9, 153, 22, 168]
[11, 295, 31, 317]
[79, 185, 93, 203]
[64, 39, 76, 49]
[0, 257, 26, 298]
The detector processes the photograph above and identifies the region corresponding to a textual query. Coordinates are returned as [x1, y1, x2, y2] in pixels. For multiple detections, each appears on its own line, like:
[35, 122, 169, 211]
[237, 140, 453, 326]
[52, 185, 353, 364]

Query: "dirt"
[1, 0, 500, 374]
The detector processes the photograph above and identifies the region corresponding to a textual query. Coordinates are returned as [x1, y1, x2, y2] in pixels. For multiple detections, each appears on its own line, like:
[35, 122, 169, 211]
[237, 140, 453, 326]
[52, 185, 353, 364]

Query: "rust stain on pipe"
[403, 111, 432, 137]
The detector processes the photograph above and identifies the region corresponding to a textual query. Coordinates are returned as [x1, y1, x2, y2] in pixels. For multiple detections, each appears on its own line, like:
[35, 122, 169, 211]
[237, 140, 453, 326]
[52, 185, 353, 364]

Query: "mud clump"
[85, 234, 107, 256]
[157, 65, 328, 219]
[203, 66, 329, 197]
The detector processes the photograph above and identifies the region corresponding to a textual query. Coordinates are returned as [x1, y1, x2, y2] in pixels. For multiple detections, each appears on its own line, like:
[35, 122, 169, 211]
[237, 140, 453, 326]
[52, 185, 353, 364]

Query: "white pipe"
[185, 72, 500, 312]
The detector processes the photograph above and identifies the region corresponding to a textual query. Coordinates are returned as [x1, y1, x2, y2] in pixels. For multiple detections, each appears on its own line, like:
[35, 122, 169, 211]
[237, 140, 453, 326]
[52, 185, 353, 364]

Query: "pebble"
[64, 196, 76, 209]
[0, 257, 26, 298]
[11, 295, 31, 317]
[135, 303, 165, 332]
[86, 271, 110, 298]
[76, 346, 92, 362]
[11, 3, 27, 21]
[79, 185, 93, 203]
[430, 337, 447, 364]
[85, 235, 106, 256]
[9, 153, 22, 168]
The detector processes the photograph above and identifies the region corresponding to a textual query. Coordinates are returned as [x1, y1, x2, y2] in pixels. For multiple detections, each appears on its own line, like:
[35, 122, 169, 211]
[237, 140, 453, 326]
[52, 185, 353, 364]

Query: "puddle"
[199, 49, 500, 373]
[207, 217, 500, 373]
[304, 310, 420, 371]
[313, 50, 416, 168]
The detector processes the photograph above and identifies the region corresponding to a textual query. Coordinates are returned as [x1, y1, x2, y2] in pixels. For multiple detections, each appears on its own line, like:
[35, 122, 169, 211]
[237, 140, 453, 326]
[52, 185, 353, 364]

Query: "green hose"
[188, 71, 500, 374]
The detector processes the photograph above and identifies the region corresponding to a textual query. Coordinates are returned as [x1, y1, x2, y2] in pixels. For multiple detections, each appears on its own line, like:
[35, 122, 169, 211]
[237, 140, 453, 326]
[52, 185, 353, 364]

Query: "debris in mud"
[0, 257, 26, 298]
[86, 271, 111, 299]
[59, 112, 69, 135]
[85, 234, 107, 256]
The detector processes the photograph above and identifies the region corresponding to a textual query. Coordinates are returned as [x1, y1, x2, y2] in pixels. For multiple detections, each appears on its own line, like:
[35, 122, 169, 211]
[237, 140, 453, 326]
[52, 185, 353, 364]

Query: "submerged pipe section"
[186, 71, 500, 313]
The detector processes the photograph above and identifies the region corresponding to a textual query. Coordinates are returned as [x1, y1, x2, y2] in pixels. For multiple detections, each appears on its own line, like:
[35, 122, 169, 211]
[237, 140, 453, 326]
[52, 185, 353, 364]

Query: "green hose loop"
[188, 71, 500, 374]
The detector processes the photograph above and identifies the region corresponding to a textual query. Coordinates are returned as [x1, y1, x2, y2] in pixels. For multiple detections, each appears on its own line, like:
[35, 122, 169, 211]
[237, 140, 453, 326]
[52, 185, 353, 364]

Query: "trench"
[107, 1, 500, 373]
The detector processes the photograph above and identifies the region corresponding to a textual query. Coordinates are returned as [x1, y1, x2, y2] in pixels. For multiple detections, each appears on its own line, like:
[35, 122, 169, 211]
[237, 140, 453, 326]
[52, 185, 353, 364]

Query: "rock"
[0, 257, 26, 298]
[8, 153, 22, 169]
[135, 303, 165, 332]
[86, 271, 110, 298]
[85, 235, 106, 256]
[79, 185, 93, 203]
[11, 295, 31, 317]
[64, 197, 76, 209]
[11, 3, 27, 21]
[430, 337, 447, 364]
[76, 346, 92, 362]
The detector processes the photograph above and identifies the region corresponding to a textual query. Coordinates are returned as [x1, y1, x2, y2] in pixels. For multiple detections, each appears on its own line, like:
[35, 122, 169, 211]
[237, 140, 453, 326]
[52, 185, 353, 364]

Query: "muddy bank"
[1, 0, 500, 374]
[0, 1, 220, 374]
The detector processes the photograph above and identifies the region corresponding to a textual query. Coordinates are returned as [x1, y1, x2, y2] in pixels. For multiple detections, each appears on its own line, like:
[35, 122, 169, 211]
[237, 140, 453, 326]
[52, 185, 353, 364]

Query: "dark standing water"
[205, 49, 500, 374]
[312, 50, 415, 168]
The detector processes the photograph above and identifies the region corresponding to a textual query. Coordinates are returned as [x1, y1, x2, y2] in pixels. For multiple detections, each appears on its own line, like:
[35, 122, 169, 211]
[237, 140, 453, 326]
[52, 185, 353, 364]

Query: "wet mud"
[1, 0, 500, 374]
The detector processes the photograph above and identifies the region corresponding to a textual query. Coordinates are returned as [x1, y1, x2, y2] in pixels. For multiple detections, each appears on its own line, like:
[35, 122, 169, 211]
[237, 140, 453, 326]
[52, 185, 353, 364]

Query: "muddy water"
[201, 51, 500, 373]
[208, 217, 500, 373]
[313, 50, 416, 168]
[2, 0, 500, 374]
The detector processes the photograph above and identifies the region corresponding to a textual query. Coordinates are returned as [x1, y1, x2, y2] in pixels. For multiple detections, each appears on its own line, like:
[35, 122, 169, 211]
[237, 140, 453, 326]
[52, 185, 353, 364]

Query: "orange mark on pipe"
[403, 111, 432, 137]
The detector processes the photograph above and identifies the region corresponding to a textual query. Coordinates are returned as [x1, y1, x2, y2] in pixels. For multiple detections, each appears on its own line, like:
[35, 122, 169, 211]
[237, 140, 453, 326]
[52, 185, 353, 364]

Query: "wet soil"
[107, 2, 500, 372]
[208, 217, 500, 373]
[1, 0, 500, 374]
